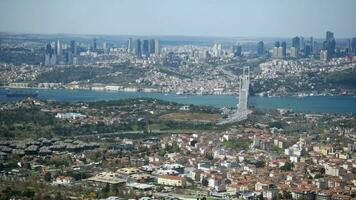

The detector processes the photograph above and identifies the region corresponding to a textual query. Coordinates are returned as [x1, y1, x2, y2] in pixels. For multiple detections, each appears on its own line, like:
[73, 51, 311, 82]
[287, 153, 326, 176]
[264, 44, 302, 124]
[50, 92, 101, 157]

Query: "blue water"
[0, 88, 356, 114]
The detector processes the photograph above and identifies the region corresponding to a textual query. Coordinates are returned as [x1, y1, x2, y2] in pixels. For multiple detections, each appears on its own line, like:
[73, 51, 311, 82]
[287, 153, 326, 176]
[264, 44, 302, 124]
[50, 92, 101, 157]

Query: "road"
[73, 129, 196, 139]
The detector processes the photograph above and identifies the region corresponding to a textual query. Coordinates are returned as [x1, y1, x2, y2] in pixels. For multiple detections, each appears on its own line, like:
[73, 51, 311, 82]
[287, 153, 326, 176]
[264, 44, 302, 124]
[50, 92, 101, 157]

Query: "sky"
[0, 0, 356, 38]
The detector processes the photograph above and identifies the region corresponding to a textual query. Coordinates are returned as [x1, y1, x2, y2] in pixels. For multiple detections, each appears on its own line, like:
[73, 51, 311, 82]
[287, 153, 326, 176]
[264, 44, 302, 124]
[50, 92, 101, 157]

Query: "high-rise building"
[351, 37, 356, 56]
[292, 36, 300, 52]
[233, 44, 242, 57]
[305, 45, 312, 57]
[309, 37, 314, 53]
[326, 31, 334, 42]
[277, 47, 284, 59]
[142, 40, 149, 57]
[212, 43, 222, 57]
[290, 47, 298, 58]
[70, 40, 77, 55]
[272, 47, 278, 58]
[300, 36, 305, 51]
[281, 41, 287, 57]
[324, 31, 335, 58]
[93, 38, 97, 51]
[56, 40, 61, 55]
[154, 39, 161, 56]
[46, 43, 53, 55]
[149, 39, 155, 55]
[274, 41, 280, 48]
[320, 50, 328, 62]
[257, 41, 264, 55]
[44, 43, 56, 66]
[135, 39, 142, 58]
[102, 42, 107, 51]
[127, 38, 133, 53]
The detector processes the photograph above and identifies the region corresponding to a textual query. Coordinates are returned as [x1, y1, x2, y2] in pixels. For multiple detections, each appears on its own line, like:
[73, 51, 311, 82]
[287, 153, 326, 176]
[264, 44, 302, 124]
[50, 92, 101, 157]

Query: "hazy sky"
[1, 0, 356, 38]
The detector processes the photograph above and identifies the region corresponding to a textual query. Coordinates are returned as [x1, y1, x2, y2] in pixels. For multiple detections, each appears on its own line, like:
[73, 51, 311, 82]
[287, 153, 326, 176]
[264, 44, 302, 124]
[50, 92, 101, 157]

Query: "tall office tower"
[320, 50, 328, 62]
[300, 36, 305, 51]
[290, 47, 298, 58]
[135, 39, 142, 58]
[142, 40, 149, 57]
[233, 44, 242, 57]
[45, 43, 56, 66]
[102, 42, 107, 51]
[274, 41, 280, 47]
[56, 40, 61, 55]
[149, 39, 155, 55]
[212, 43, 222, 57]
[93, 38, 97, 51]
[257, 41, 264, 55]
[50, 54, 57, 65]
[281, 41, 287, 57]
[305, 45, 312, 57]
[277, 47, 284, 58]
[309, 37, 314, 53]
[127, 38, 133, 53]
[65, 51, 72, 64]
[324, 31, 335, 58]
[351, 37, 356, 56]
[292, 36, 300, 52]
[154, 39, 161, 56]
[45, 43, 52, 66]
[46, 43, 53, 55]
[326, 31, 334, 42]
[272, 47, 279, 58]
[70, 40, 77, 55]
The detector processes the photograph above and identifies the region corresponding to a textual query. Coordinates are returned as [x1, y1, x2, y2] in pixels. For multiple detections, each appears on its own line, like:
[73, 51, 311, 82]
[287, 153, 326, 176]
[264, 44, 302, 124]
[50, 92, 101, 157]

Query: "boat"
[6, 90, 39, 98]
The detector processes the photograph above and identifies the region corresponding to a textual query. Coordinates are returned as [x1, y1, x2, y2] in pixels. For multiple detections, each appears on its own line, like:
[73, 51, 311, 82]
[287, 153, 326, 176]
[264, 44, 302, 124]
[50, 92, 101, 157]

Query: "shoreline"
[1, 86, 354, 98]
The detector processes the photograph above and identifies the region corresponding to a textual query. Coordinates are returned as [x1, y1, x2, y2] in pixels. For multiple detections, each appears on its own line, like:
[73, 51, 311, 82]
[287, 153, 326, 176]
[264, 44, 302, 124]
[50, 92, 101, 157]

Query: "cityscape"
[0, 0, 356, 200]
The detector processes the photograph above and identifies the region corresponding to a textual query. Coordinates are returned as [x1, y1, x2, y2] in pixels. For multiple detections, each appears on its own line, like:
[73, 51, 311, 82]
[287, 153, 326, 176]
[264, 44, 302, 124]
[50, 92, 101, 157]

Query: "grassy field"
[160, 112, 222, 122]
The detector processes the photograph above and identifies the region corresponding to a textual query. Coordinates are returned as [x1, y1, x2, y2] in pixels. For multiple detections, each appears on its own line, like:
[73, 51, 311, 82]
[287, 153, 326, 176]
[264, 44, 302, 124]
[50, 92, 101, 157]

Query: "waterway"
[0, 88, 355, 114]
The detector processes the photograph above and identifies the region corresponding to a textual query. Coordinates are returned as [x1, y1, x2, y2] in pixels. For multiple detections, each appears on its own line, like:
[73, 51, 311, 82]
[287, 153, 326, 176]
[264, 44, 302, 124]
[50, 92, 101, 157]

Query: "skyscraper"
[257, 41, 264, 55]
[309, 37, 314, 53]
[44, 43, 56, 66]
[102, 42, 107, 51]
[154, 39, 161, 56]
[93, 38, 97, 51]
[305, 45, 312, 57]
[274, 41, 280, 48]
[56, 40, 61, 55]
[212, 43, 222, 57]
[281, 41, 287, 57]
[351, 38, 356, 56]
[272, 47, 279, 58]
[300, 36, 305, 51]
[70, 40, 77, 55]
[136, 39, 142, 58]
[278, 47, 285, 59]
[326, 31, 334, 42]
[127, 38, 133, 53]
[324, 31, 335, 58]
[320, 50, 328, 62]
[233, 44, 242, 57]
[290, 47, 298, 58]
[149, 39, 155, 55]
[292, 37, 300, 51]
[142, 40, 149, 57]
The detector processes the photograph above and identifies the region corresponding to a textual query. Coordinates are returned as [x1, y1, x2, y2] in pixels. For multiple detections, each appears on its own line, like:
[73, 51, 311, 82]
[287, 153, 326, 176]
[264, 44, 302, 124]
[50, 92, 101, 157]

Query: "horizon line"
[1, 31, 355, 40]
